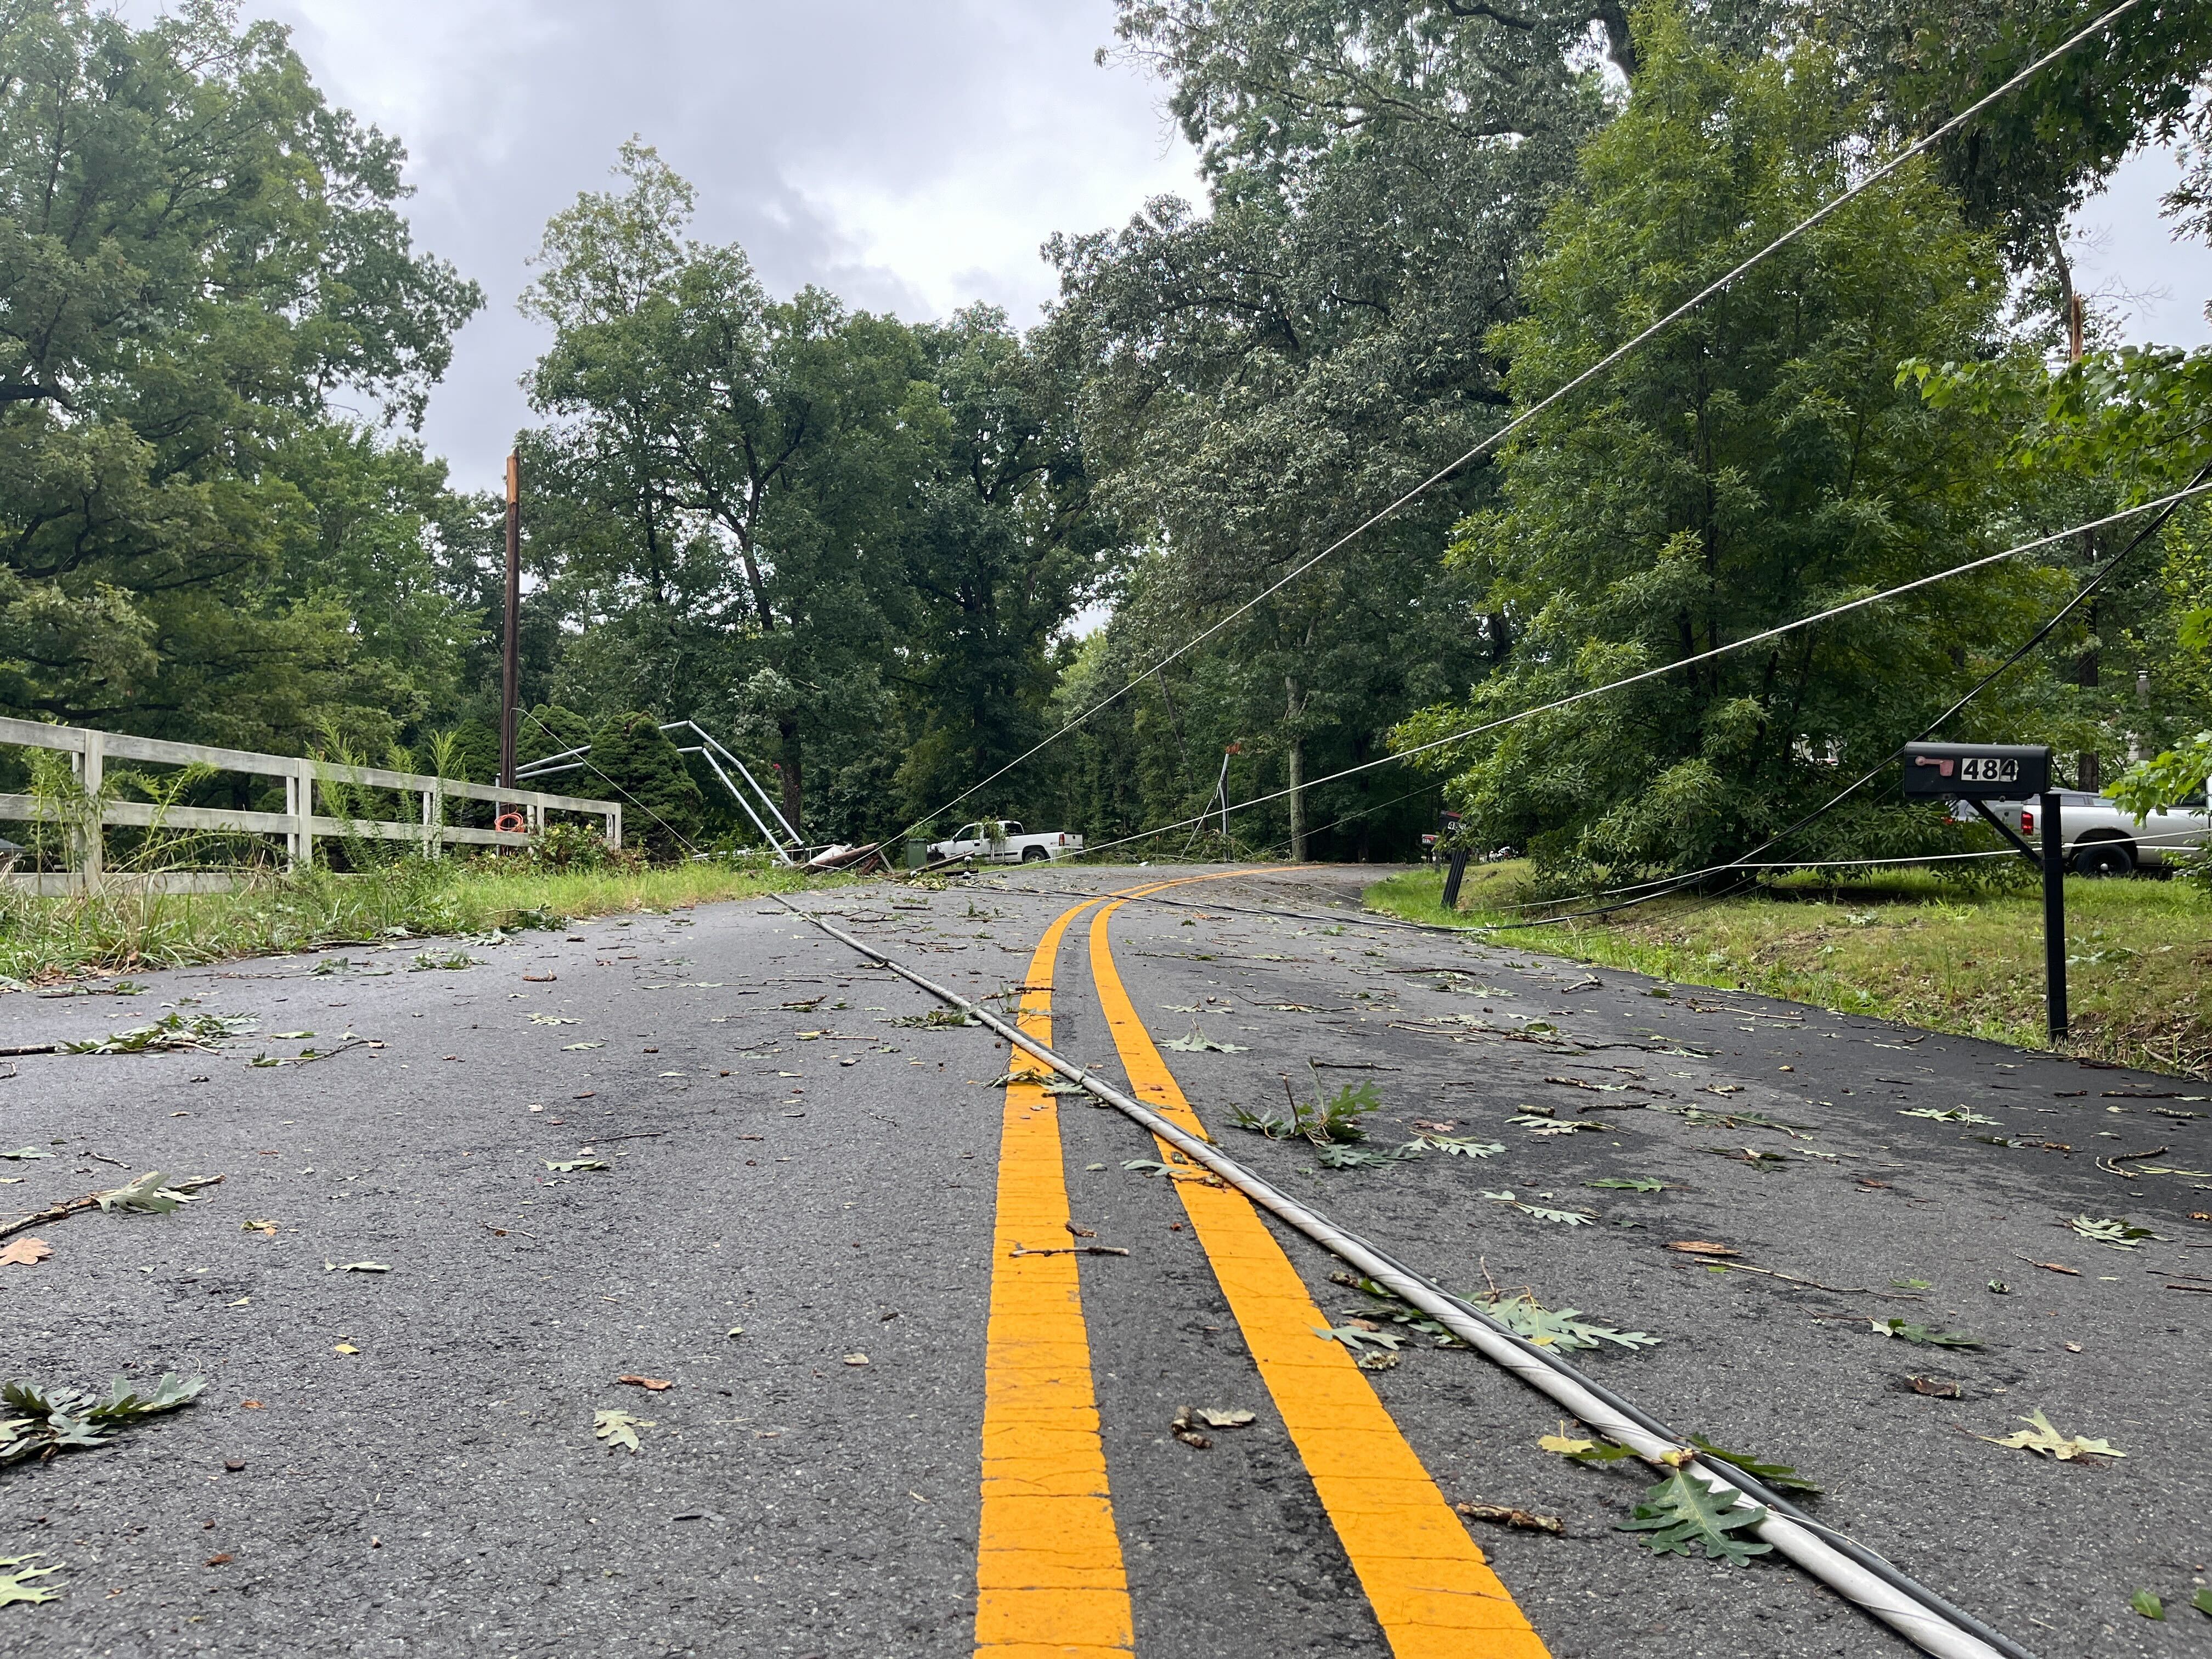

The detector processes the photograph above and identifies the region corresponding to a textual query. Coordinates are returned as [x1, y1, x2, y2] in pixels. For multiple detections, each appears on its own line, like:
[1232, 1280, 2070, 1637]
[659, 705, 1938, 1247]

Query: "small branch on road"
[2, 1173, 225, 1240]
[2092, 1145, 2168, 1178]
[1733, 1263, 1923, 1297]
[1010, 1242, 1130, 1258]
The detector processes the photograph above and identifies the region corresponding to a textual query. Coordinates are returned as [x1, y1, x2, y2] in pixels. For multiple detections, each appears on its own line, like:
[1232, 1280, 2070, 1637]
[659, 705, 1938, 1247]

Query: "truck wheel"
[1021, 846, 1049, 863]
[2073, 842, 2135, 877]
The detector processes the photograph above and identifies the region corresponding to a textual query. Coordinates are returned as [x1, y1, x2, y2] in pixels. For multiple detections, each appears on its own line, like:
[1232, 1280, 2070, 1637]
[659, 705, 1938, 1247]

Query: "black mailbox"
[1900, 742, 2051, 800]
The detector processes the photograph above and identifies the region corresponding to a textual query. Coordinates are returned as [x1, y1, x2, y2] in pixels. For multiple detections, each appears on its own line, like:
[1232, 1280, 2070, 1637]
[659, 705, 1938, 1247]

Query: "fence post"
[422, 785, 442, 858]
[607, 804, 622, 851]
[290, 758, 315, 871]
[74, 727, 105, 889]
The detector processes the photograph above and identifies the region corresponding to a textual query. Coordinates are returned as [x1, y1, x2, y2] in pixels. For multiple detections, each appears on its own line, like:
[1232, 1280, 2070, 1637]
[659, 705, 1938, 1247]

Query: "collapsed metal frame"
[515, 718, 805, 865]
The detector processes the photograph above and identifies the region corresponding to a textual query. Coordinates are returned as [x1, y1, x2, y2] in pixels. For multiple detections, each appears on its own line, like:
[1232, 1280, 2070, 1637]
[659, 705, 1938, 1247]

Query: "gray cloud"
[237, 0, 1202, 492]
[126, 2, 2212, 495]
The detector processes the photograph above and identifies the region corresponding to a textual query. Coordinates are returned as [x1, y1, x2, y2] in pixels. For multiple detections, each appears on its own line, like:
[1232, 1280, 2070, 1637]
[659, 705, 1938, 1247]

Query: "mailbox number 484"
[1960, 757, 2019, 783]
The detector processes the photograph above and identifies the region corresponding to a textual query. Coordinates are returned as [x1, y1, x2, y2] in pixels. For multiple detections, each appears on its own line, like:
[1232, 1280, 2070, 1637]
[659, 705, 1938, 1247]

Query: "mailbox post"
[1901, 742, 2066, 1039]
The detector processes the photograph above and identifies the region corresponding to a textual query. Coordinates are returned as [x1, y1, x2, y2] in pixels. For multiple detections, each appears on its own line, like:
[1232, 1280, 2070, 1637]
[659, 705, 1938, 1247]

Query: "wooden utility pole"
[500, 452, 521, 791]
[2068, 297, 2100, 793]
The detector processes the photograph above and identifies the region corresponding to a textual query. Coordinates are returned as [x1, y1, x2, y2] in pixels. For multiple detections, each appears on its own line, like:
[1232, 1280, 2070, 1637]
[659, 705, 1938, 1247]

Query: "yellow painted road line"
[977, 893, 1133, 1658]
[975, 872, 1261, 1657]
[1087, 898, 1551, 1659]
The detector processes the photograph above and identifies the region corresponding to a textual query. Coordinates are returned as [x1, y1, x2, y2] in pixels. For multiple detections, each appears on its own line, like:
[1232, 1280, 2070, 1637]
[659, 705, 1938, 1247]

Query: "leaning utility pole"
[500, 452, 521, 791]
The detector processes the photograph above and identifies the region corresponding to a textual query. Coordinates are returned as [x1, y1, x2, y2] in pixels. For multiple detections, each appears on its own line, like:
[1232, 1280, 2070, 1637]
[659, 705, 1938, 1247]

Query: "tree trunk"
[1285, 674, 1307, 862]
[778, 718, 805, 843]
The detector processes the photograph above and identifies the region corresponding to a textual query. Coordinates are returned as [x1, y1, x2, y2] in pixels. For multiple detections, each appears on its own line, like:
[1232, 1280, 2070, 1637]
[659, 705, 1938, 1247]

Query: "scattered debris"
[0, 1238, 52, 1267]
[593, 1409, 652, 1453]
[843, 1353, 869, 1367]
[1313, 1321, 1406, 1355]
[1665, 1240, 1739, 1259]
[2012, 1252, 2080, 1275]
[323, 1261, 391, 1273]
[1539, 1430, 1637, 1464]
[544, 1159, 610, 1173]
[1170, 1406, 1211, 1449]
[1165, 1026, 1247, 1053]
[0, 1148, 53, 1162]
[1686, 1435, 1820, 1494]
[1977, 1409, 2123, 1462]
[1510, 1113, 1599, 1136]
[1420, 1135, 1504, 1159]
[1480, 1191, 1596, 1224]
[1586, 1177, 1666, 1192]
[1619, 1472, 1770, 1566]
[64, 1013, 256, 1055]
[1475, 1290, 1659, 1352]
[95, 1171, 198, 1215]
[1907, 1375, 1962, 1399]
[1010, 1240, 1130, 1258]
[1456, 1502, 1564, 1536]
[1898, 1107, 1997, 1125]
[2069, 1215, 2160, 1250]
[0, 1372, 204, 1466]
[0, 1554, 63, 1607]
[1860, 1318, 1982, 1348]
[618, 1375, 673, 1391]
[408, 952, 477, 972]
[890, 1008, 980, 1030]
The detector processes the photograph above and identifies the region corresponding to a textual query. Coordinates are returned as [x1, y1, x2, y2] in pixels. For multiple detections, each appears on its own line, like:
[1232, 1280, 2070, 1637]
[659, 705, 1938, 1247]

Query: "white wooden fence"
[0, 716, 620, 893]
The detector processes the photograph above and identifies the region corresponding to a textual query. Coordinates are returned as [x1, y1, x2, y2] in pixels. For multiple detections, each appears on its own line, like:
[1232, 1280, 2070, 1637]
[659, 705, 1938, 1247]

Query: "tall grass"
[1367, 862, 2212, 1077]
[0, 858, 821, 984]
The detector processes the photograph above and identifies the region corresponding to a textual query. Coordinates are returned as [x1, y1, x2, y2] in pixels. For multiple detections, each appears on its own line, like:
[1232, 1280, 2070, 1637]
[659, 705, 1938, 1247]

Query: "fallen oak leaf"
[617, 1374, 673, 1391]
[0, 1553, 65, 1606]
[593, 1408, 652, 1453]
[0, 1237, 52, 1266]
[1618, 1471, 1771, 1566]
[1977, 1408, 2123, 1461]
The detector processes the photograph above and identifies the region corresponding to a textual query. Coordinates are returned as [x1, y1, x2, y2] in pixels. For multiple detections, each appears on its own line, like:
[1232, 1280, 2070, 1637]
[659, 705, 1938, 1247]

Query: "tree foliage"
[0, 0, 482, 751]
[1395, 6, 2044, 878]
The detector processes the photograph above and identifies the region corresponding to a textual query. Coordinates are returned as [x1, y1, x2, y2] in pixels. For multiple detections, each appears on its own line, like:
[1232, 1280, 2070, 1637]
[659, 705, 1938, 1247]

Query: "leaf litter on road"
[1618, 1472, 1770, 1566]
[2069, 1215, 2160, 1249]
[1978, 1409, 2123, 1460]
[1, 1373, 204, 1466]
[0, 1554, 64, 1607]
[594, 1409, 652, 1453]
[0, 1237, 52, 1266]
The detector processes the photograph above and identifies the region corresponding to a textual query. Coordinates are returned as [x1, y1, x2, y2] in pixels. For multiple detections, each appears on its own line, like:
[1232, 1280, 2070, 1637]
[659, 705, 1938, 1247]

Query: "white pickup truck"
[926, 821, 1084, 865]
[1968, 788, 2208, 876]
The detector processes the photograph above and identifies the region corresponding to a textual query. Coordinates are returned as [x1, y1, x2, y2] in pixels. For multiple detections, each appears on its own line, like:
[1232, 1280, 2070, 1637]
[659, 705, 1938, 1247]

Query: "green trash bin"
[905, 839, 929, 871]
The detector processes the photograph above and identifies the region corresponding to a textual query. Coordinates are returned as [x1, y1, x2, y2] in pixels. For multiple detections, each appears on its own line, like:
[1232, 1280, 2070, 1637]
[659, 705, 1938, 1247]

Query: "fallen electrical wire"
[774, 889, 2037, 1659]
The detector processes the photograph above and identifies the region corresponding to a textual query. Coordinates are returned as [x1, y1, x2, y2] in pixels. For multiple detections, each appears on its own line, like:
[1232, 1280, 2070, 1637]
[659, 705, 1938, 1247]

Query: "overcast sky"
[200, 2, 2212, 494]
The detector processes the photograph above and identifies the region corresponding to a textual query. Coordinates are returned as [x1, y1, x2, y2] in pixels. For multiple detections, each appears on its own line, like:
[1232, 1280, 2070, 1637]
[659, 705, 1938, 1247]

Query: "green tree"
[0, 1, 481, 746]
[589, 712, 703, 857]
[520, 143, 927, 840]
[889, 307, 1115, 826]
[1397, 6, 2040, 881]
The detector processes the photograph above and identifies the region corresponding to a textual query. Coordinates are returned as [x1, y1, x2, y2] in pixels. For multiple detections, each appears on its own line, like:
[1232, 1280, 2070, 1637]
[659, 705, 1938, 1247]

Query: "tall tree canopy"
[1393, 5, 2043, 878]
[0, 0, 482, 751]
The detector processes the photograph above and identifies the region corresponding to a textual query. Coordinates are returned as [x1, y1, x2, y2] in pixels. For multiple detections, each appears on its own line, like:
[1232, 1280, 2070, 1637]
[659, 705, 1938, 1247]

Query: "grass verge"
[0, 859, 825, 985]
[1365, 862, 2212, 1079]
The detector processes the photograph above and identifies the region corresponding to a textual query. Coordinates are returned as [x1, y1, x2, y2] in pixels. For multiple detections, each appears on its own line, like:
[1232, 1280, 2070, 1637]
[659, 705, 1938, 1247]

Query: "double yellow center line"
[975, 879, 1548, 1657]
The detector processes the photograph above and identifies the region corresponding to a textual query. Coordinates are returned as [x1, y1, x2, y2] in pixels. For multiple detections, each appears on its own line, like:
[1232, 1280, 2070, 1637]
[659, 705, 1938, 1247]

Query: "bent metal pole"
[774, 893, 2033, 1659]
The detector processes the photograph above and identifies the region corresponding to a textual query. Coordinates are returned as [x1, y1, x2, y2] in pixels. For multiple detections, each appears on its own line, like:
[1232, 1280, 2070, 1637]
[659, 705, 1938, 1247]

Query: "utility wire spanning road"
[3, 865, 2207, 1657]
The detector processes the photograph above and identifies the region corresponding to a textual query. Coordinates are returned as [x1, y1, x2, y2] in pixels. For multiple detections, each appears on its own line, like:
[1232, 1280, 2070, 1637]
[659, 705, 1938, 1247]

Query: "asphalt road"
[2, 864, 2207, 1658]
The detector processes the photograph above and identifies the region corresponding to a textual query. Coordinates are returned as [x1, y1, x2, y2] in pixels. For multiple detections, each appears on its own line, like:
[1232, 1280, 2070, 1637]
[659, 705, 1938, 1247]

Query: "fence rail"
[0, 716, 620, 890]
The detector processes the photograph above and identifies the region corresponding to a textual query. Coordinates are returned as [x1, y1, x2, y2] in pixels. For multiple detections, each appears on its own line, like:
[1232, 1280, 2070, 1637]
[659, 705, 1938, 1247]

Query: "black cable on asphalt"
[772, 889, 2037, 1659]
[890, 0, 2146, 855]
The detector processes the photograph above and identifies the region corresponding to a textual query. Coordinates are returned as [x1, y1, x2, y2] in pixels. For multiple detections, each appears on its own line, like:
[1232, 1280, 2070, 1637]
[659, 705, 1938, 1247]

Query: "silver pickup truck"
[1968, 788, 2209, 876]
